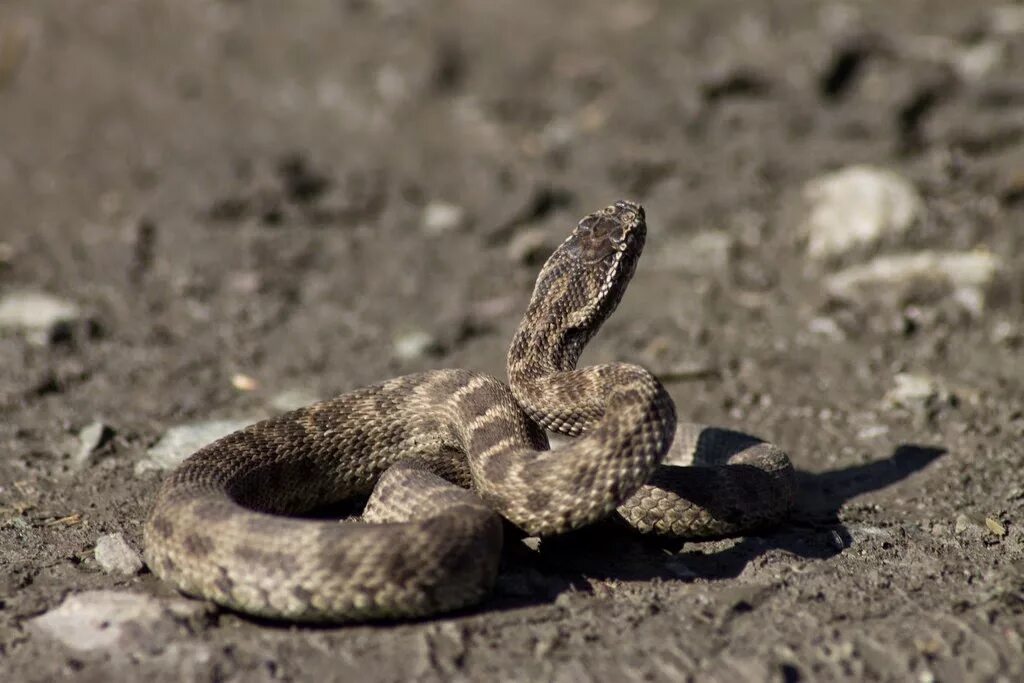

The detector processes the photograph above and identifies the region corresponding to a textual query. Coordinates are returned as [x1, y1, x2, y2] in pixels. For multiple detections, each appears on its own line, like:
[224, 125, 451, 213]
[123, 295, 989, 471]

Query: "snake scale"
[144, 200, 795, 622]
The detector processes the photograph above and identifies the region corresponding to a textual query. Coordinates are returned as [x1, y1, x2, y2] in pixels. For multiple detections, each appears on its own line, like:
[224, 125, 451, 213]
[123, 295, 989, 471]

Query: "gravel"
[94, 532, 144, 575]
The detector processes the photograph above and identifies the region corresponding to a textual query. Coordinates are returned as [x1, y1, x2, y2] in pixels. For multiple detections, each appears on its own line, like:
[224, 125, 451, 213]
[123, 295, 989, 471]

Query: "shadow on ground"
[488, 443, 946, 610]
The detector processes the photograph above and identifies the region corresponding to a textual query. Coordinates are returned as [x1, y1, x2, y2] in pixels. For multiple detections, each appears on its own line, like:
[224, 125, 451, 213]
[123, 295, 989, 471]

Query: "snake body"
[144, 200, 795, 622]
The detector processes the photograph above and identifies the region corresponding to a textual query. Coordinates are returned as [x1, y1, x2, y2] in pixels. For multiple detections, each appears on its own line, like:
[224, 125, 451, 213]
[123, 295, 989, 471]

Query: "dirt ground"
[1, 1, 1022, 681]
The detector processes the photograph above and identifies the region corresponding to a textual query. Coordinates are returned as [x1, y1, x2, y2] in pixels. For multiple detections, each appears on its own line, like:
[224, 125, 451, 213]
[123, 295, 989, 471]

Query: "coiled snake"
[144, 200, 795, 622]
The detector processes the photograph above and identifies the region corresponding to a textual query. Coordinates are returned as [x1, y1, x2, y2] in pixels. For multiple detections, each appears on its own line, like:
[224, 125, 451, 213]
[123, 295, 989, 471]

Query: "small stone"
[507, 228, 555, 266]
[952, 286, 986, 318]
[269, 388, 322, 413]
[393, 330, 442, 361]
[954, 513, 986, 538]
[74, 421, 113, 467]
[991, 320, 1020, 346]
[136, 418, 257, 474]
[801, 166, 923, 259]
[230, 373, 258, 392]
[421, 201, 467, 236]
[521, 536, 542, 551]
[0, 291, 86, 346]
[827, 250, 1002, 298]
[883, 373, 952, 413]
[952, 41, 1004, 81]
[808, 316, 846, 341]
[94, 532, 143, 575]
[984, 517, 1006, 537]
[847, 524, 894, 543]
[28, 590, 208, 653]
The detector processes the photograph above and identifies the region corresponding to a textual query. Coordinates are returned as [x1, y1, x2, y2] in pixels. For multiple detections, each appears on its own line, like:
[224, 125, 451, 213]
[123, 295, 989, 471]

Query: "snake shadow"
[487, 443, 946, 612]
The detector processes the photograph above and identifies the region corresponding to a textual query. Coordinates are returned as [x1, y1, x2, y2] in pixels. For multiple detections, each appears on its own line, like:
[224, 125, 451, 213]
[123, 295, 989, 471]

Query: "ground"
[1, 1, 1022, 681]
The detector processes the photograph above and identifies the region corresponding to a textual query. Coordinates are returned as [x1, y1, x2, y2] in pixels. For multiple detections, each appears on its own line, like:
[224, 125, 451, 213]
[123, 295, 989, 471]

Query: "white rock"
[28, 591, 207, 653]
[74, 421, 113, 468]
[0, 291, 84, 345]
[393, 330, 440, 361]
[507, 227, 554, 265]
[991, 320, 1020, 345]
[883, 373, 951, 412]
[953, 41, 1004, 81]
[94, 533, 143, 575]
[826, 250, 1001, 296]
[135, 418, 256, 474]
[801, 166, 923, 259]
[954, 513, 986, 537]
[421, 201, 467, 236]
[808, 316, 846, 341]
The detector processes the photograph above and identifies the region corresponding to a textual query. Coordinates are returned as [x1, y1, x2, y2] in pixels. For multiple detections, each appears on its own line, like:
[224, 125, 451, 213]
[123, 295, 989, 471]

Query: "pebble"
[0, 290, 86, 346]
[94, 532, 143, 575]
[393, 330, 442, 361]
[135, 418, 257, 474]
[990, 320, 1020, 346]
[28, 590, 209, 653]
[421, 201, 467, 236]
[952, 41, 1004, 81]
[74, 421, 113, 468]
[506, 227, 555, 266]
[801, 166, 923, 259]
[826, 250, 1001, 299]
[230, 373, 258, 392]
[883, 373, 952, 413]
[808, 316, 846, 341]
[954, 513, 984, 537]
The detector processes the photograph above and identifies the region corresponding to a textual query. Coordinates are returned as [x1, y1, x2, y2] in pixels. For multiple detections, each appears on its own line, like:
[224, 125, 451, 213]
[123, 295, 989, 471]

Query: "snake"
[143, 200, 795, 622]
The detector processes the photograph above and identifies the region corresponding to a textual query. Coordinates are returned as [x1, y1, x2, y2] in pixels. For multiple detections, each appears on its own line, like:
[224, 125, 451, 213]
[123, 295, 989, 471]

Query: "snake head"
[557, 199, 646, 329]
[568, 199, 646, 265]
[512, 200, 648, 375]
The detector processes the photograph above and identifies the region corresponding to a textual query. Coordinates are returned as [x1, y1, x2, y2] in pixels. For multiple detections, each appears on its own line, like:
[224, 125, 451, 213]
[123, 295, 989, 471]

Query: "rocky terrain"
[1, 1, 1022, 681]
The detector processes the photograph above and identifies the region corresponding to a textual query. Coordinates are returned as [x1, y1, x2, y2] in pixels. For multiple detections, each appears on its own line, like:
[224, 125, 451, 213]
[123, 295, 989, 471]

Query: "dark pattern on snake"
[144, 200, 796, 622]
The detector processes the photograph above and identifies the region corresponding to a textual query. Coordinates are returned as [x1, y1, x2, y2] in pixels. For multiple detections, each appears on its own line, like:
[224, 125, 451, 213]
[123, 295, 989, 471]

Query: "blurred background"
[1, 1, 1022, 681]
